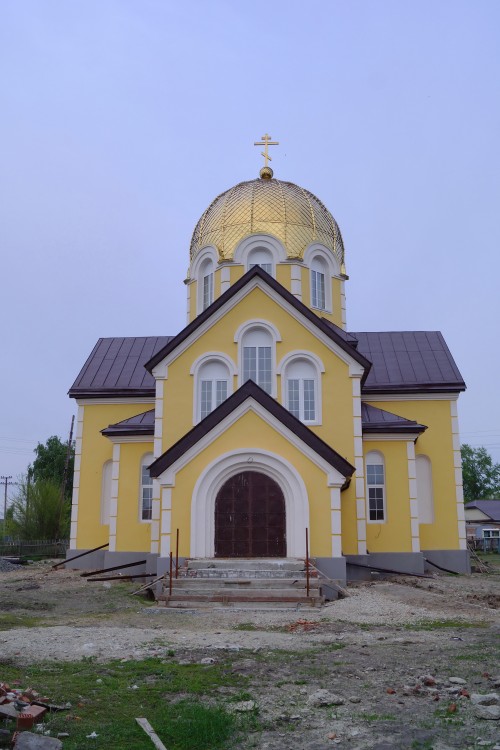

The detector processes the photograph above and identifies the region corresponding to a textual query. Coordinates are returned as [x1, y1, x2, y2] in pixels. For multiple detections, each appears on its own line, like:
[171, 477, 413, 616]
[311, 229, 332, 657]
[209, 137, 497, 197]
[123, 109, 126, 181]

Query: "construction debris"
[0, 682, 70, 743]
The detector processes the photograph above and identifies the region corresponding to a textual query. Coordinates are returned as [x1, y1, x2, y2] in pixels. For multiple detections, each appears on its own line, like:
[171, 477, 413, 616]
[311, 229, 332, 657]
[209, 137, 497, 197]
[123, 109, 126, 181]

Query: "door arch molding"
[191, 449, 309, 558]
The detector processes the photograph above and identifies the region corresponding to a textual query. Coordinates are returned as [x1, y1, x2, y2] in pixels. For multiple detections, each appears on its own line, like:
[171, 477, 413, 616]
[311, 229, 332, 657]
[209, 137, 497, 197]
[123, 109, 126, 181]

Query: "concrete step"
[167, 586, 320, 598]
[171, 577, 319, 589]
[187, 558, 306, 572]
[158, 593, 324, 607]
[187, 568, 309, 579]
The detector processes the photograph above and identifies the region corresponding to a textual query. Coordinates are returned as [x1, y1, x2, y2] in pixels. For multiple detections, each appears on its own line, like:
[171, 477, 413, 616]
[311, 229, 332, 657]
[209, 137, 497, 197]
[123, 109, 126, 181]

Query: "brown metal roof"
[361, 403, 426, 434]
[354, 331, 465, 394]
[149, 380, 356, 483]
[101, 409, 155, 437]
[69, 336, 173, 398]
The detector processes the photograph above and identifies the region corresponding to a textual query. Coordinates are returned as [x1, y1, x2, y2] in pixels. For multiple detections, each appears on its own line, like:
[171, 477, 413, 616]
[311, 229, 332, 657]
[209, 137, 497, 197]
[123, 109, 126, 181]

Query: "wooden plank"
[135, 718, 168, 750]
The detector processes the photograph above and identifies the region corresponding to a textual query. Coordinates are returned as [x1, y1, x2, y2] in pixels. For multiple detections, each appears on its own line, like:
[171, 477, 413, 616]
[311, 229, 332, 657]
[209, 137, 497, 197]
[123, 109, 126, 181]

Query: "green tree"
[7, 478, 69, 539]
[31, 435, 74, 501]
[460, 444, 500, 502]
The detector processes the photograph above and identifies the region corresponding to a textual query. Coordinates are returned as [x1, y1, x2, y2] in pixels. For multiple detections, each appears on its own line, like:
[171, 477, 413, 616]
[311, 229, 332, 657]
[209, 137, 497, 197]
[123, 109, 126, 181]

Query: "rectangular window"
[215, 380, 227, 407]
[366, 462, 385, 521]
[257, 346, 272, 394]
[303, 379, 315, 421]
[141, 464, 153, 521]
[200, 379, 212, 419]
[368, 487, 384, 521]
[287, 379, 300, 418]
[243, 346, 257, 382]
[249, 262, 272, 274]
[203, 273, 214, 310]
[311, 270, 325, 309]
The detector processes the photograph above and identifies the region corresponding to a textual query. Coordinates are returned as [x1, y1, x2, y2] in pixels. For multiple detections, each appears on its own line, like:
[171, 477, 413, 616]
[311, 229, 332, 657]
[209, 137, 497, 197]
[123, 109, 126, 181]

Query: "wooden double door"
[214, 471, 286, 557]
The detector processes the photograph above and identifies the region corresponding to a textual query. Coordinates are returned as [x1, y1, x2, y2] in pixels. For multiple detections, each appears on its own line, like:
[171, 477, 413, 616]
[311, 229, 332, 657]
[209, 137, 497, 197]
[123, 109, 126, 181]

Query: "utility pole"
[1, 475, 14, 540]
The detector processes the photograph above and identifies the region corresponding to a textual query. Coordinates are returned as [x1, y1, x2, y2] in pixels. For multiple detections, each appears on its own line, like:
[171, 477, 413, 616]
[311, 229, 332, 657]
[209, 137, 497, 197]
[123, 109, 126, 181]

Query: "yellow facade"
[69, 167, 468, 580]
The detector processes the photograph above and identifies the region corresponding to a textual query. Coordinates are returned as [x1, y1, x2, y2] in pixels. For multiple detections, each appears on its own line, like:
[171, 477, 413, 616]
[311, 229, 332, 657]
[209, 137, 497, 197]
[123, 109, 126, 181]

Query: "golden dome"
[189, 177, 345, 267]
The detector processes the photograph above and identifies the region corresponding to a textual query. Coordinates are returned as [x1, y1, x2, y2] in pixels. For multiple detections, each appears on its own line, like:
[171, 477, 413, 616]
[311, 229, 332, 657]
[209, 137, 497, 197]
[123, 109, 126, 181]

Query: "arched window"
[247, 247, 273, 276]
[242, 327, 273, 394]
[416, 455, 434, 524]
[198, 359, 230, 420]
[100, 460, 112, 525]
[311, 256, 327, 310]
[199, 258, 214, 311]
[365, 451, 386, 522]
[285, 359, 317, 422]
[140, 453, 154, 521]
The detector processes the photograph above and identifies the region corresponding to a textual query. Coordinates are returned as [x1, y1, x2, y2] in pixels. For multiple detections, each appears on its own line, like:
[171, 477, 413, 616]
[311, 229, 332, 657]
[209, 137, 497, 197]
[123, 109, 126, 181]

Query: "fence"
[468, 537, 499, 554]
[0, 539, 69, 559]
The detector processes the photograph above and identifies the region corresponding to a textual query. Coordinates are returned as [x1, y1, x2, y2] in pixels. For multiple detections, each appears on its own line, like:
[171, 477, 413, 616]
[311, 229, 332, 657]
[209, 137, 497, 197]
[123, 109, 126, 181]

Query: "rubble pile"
[0, 682, 69, 748]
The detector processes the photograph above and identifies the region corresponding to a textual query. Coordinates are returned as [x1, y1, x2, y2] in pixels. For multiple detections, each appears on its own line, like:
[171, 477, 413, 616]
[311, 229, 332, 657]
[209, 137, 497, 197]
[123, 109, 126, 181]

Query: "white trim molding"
[108, 444, 121, 552]
[352, 377, 367, 554]
[70, 405, 84, 548]
[156, 397, 347, 490]
[450, 400, 467, 550]
[75, 398, 155, 406]
[234, 319, 282, 396]
[277, 350, 325, 426]
[233, 233, 287, 271]
[189, 449, 310, 558]
[190, 351, 236, 424]
[189, 245, 219, 279]
[406, 441, 421, 552]
[303, 243, 341, 277]
[363, 393, 460, 403]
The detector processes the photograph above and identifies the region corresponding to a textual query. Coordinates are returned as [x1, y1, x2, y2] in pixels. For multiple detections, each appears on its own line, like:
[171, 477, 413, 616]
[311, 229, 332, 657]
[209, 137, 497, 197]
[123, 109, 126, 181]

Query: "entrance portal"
[214, 471, 286, 557]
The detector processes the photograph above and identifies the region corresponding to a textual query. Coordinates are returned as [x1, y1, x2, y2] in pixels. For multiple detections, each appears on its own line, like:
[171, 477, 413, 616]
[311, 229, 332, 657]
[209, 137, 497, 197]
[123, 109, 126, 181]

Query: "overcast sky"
[1, 1, 499, 505]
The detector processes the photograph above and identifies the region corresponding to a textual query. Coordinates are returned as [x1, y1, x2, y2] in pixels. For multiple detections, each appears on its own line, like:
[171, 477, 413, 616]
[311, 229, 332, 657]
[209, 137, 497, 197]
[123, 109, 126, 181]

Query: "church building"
[68, 138, 469, 584]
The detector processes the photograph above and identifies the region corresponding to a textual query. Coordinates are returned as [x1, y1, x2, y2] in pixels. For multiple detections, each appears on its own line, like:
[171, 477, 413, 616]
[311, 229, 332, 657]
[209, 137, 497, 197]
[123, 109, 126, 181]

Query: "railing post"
[175, 528, 179, 579]
[305, 527, 310, 597]
[169, 552, 173, 596]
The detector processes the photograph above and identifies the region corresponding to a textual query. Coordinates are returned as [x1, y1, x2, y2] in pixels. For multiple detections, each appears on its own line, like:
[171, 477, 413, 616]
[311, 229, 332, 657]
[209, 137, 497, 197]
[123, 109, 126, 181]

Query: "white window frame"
[247, 247, 274, 276]
[190, 352, 236, 424]
[139, 452, 154, 522]
[233, 234, 286, 277]
[202, 270, 214, 310]
[234, 320, 281, 397]
[190, 246, 218, 314]
[303, 244, 339, 314]
[365, 451, 386, 523]
[277, 351, 324, 425]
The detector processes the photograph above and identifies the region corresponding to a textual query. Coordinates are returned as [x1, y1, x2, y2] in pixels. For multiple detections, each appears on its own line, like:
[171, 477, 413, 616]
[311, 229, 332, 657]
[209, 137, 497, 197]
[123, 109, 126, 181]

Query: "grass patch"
[0, 613, 42, 630]
[405, 619, 488, 631]
[0, 657, 253, 749]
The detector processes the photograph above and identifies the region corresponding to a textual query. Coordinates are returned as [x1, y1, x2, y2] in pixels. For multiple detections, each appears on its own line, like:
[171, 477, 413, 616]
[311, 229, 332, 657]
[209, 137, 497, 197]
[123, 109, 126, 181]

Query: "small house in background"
[465, 500, 500, 551]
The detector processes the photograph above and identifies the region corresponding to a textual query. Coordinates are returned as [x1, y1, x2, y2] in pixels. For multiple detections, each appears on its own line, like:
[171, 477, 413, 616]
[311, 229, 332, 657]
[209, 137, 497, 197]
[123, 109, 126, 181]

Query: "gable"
[149, 381, 355, 485]
[146, 267, 370, 377]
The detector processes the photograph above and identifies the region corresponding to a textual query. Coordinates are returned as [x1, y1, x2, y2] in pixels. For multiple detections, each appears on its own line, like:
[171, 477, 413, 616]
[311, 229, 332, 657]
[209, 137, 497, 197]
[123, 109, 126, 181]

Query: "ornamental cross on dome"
[254, 133, 279, 168]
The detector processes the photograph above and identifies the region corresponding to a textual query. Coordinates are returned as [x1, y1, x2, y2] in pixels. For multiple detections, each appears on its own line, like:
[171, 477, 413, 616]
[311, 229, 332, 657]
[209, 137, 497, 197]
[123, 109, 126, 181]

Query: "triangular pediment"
[149, 380, 355, 486]
[145, 267, 370, 378]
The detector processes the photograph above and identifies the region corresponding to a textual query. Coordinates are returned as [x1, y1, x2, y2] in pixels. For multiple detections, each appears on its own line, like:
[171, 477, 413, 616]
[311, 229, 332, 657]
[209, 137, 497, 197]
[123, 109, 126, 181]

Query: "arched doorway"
[214, 471, 286, 557]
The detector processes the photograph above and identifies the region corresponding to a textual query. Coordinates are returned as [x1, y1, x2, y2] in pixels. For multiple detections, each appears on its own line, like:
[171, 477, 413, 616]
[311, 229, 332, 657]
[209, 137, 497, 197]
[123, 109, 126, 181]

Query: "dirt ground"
[1, 559, 499, 749]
